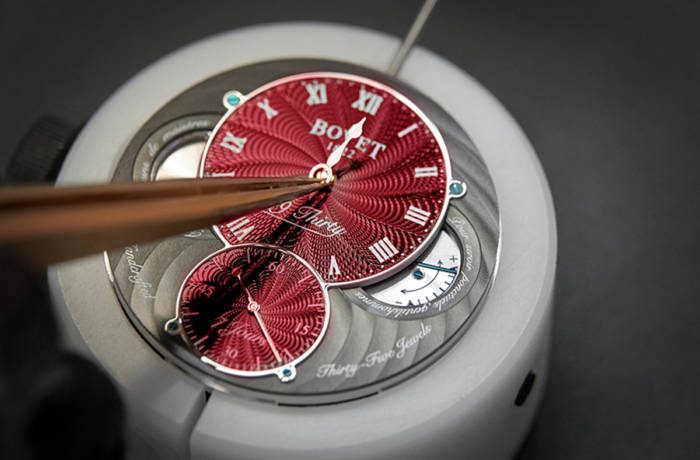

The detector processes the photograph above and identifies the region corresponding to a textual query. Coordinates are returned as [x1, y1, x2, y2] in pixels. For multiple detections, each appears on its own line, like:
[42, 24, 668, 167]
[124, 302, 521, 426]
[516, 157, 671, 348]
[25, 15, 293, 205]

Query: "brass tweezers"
[0, 176, 325, 265]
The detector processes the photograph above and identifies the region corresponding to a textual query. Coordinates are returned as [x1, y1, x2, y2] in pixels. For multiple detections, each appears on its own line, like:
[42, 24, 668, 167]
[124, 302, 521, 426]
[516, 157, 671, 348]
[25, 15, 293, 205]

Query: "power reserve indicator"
[366, 231, 461, 307]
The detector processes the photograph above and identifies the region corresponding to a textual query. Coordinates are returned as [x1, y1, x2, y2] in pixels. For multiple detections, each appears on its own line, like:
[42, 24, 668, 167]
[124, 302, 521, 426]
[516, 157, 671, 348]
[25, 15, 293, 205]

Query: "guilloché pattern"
[202, 73, 452, 287]
[170, 72, 460, 382]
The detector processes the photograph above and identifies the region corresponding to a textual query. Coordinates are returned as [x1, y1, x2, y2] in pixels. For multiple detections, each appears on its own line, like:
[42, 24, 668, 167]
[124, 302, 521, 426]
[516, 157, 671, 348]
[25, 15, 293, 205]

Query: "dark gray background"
[1, 0, 698, 458]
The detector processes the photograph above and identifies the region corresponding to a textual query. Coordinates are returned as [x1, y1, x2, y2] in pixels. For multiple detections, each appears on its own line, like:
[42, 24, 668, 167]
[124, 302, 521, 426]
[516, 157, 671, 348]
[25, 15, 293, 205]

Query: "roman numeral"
[414, 166, 438, 177]
[220, 131, 247, 154]
[404, 205, 431, 226]
[256, 98, 278, 119]
[352, 87, 383, 115]
[397, 123, 419, 137]
[369, 237, 399, 263]
[226, 217, 254, 241]
[328, 255, 341, 277]
[305, 81, 327, 105]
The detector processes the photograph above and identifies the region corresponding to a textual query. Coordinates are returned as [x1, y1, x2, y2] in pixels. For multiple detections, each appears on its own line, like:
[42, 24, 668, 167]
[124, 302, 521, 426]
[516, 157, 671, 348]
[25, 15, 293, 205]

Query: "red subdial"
[201, 72, 452, 286]
[170, 245, 329, 382]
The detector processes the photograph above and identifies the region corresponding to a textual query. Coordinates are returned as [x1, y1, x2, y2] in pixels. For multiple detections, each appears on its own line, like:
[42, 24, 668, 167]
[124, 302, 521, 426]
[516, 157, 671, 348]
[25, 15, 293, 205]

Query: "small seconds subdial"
[366, 231, 461, 306]
[167, 245, 329, 382]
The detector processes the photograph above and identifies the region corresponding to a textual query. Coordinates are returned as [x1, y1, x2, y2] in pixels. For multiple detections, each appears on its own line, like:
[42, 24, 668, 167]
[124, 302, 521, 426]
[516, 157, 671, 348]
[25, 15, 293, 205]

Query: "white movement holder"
[49, 23, 557, 460]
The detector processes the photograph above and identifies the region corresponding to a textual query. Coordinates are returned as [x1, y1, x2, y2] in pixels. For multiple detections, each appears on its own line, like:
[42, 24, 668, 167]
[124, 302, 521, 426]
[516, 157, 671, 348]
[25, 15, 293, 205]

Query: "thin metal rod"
[387, 0, 439, 76]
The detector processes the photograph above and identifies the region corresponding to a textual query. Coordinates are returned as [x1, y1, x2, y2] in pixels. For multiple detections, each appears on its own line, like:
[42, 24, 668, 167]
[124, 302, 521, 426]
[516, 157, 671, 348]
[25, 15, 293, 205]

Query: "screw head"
[165, 319, 180, 335]
[449, 180, 467, 198]
[278, 365, 297, 383]
[222, 90, 244, 109]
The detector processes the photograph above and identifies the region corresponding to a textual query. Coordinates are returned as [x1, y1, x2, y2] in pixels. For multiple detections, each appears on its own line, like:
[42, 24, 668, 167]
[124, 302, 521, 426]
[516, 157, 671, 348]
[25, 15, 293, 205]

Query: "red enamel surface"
[202, 73, 449, 285]
[178, 246, 327, 373]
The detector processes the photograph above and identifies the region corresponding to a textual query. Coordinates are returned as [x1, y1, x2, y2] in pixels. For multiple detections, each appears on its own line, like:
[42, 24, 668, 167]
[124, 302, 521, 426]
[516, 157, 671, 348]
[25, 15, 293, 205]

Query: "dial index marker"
[414, 166, 438, 178]
[369, 237, 399, 263]
[398, 123, 419, 138]
[329, 255, 341, 277]
[305, 81, 327, 105]
[220, 131, 247, 154]
[256, 98, 278, 119]
[404, 205, 431, 226]
[352, 87, 384, 115]
[226, 217, 254, 241]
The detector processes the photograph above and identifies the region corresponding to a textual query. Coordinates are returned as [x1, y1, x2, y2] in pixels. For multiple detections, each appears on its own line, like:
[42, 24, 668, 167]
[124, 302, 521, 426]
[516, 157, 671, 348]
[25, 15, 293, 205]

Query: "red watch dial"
[202, 72, 451, 286]
[176, 245, 328, 379]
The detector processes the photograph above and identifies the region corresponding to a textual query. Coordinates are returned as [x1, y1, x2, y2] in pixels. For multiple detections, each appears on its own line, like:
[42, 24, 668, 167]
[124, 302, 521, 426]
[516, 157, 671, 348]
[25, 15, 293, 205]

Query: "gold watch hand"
[249, 302, 283, 364]
[326, 117, 366, 168]
[234, 270, 283, 364]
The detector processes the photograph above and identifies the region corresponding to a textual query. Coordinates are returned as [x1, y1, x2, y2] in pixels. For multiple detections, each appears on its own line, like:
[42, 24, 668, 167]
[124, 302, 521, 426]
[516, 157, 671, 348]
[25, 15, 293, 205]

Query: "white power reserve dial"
[367, 231, 461, 306]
